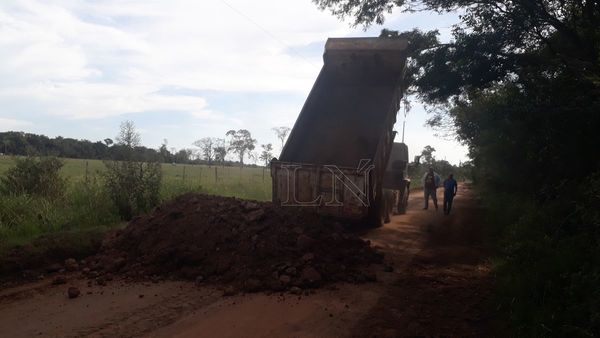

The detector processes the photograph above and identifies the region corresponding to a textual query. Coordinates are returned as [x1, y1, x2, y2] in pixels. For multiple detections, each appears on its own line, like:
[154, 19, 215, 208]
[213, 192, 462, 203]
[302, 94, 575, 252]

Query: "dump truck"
[270, 37, 408, 227]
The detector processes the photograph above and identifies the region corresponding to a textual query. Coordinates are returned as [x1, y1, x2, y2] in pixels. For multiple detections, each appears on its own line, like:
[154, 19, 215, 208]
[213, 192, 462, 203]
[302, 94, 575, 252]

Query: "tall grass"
[0, 180, 120, 252]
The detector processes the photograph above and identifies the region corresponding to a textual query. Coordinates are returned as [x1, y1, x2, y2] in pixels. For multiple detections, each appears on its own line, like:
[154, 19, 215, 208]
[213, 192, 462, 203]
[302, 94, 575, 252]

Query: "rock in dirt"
[67, 287, 80, 299]
[52, 276, 67, 285]
[45, 263, 62, 273]
[96, 277, 106, 286]
[300, 266, 322, 285]
[64, 258, 79, 272]
[290, 286, 303, 295]
[222, 286, 237, 297]
[244, 208, 265, 222]
[279, 274, 292, 285]
[92, 193, 382, 292]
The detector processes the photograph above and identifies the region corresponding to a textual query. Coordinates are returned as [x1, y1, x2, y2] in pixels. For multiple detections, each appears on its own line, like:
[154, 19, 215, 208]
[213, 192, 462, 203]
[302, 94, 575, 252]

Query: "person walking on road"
[443, 173, 458, 215]
[422, 167, 440, 210]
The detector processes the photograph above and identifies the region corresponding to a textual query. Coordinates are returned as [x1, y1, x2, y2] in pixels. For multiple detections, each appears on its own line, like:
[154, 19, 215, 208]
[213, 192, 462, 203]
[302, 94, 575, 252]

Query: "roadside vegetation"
[316, 0, 600, 335]
[0, 122, 273, 261]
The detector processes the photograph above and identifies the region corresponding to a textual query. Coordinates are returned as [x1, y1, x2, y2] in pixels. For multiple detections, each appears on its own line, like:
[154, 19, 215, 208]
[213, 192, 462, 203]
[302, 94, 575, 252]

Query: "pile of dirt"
[90, 193, 382, 293]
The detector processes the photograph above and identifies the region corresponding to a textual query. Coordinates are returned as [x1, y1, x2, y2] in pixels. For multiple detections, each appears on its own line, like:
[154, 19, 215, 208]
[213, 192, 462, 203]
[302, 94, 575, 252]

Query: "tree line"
[0, 126, 291, 167]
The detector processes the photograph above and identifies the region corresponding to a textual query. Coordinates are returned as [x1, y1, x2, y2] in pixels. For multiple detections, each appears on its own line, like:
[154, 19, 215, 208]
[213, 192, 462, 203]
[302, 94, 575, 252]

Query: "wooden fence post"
[85, 161, 89, 184]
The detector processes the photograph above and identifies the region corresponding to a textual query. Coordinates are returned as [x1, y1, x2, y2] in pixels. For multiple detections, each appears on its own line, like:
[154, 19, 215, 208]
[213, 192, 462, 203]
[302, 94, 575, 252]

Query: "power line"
[218, 0, 321, 70]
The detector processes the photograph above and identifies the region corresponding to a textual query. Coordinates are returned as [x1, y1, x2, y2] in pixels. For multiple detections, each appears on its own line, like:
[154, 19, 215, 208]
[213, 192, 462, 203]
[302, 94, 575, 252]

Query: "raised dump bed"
[271, 37, 408, 226]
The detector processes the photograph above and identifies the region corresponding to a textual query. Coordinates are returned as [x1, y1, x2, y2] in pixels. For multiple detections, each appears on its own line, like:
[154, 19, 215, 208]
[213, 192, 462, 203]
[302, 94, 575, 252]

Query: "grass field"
[0, 156, 272, 254]
[0, 156, 272, 201]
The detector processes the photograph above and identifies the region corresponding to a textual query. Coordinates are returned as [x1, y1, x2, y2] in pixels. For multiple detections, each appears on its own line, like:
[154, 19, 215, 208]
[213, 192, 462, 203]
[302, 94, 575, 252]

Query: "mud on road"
[0, 183, 493, 337]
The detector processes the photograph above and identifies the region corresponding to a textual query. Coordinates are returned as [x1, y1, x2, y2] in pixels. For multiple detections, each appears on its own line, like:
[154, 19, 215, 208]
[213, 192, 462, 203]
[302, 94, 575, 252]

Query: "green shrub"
[0, 157, 66, 197]
[103, 160, 162, 220]
[489, 172, 600, 337]
[0, 182, 120, 252]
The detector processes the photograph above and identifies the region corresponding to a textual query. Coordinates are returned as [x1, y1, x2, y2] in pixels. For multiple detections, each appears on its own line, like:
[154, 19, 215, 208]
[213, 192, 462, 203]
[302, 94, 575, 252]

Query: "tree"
[158, 139, 172, 162]
[419, 145, 436, 166]
[259, 143, 274, 166]
[226, 129, 256, 165]
[174, 149, 193, 163]
[116, 121, 140, 149]
[272, 126, 291, 150]
[103, 121, 162, 220]
[193, 137, 216, 166]
[213, 138, 228, 166]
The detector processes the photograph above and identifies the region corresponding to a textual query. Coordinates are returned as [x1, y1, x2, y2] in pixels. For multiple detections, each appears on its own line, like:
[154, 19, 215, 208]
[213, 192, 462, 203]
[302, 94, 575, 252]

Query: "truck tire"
[383, 190, 394, 223]
[366, 182, 384, 228]
[397, 185, 409, 214]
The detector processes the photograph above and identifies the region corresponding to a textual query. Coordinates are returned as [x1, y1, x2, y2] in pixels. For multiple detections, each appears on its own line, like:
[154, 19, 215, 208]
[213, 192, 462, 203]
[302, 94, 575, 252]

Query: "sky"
[0, 0, 468, 164]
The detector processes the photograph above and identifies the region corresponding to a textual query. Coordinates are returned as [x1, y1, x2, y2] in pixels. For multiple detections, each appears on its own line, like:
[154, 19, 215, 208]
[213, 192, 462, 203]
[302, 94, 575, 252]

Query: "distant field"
[0, 156, 272, 201]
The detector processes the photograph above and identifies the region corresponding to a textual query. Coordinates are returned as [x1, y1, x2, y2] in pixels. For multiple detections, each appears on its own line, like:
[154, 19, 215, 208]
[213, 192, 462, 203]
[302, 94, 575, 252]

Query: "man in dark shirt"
[422, 167, 440, 210]
[443, 173, 458, 215]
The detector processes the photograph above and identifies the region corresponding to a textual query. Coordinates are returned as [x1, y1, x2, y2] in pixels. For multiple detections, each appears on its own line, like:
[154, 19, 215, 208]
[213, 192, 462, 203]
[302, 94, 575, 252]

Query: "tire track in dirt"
[353, 183, 493, 337]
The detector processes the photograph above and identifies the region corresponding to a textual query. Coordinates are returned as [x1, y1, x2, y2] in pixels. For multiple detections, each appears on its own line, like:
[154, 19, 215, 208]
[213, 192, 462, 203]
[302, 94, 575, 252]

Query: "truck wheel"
[367, 197, 383, 228]
[397, 186, 409, 214]
[367, 185, 384, 228]
[383, 190, 393, 224]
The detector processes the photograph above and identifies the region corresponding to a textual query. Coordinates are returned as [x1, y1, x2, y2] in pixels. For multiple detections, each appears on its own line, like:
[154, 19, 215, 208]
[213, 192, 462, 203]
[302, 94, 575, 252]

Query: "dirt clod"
[64, 258, 79, 272]
[300, 266, 322, 285]
[96, 277, 106, 286]
[67, 286, 80, 299]
[279, 275, 291, 285]
[52, 276, 67, 285]
[222, 286, 237, 297]
[45, 264, 62, 274]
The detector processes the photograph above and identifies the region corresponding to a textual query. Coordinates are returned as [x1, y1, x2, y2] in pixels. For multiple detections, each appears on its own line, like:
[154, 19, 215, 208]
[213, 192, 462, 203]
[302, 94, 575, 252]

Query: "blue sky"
[0, 0, 468, 164]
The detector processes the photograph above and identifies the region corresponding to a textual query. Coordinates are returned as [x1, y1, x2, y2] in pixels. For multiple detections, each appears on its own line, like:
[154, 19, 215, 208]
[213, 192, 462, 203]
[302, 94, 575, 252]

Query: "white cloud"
[0, 0, 469, 164]
[0, 117, 32, 129]
[0, 0, 351, 119]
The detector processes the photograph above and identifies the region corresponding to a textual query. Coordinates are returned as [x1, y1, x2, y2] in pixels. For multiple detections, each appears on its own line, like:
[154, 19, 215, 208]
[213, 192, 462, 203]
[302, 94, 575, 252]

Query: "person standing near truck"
[422, 167, 440, 210]
[443, 173, 458, 215]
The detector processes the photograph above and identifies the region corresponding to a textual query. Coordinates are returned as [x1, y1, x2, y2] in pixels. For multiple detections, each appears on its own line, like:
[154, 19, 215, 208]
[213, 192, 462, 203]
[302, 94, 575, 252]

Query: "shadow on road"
[354, 183, 494, 337]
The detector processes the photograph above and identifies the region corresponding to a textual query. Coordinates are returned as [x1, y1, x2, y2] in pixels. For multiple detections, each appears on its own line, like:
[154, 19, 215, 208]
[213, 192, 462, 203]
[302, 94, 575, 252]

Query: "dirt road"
[0, 183, 492, 337]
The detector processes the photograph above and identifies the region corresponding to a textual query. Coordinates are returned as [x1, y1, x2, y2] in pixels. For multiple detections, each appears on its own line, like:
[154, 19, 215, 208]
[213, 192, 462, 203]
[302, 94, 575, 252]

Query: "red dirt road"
[0, 183, 492, 337]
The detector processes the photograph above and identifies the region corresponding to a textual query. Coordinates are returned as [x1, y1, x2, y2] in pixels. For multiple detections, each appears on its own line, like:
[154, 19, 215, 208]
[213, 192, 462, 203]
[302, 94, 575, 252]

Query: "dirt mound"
[91, 193, 382, 293]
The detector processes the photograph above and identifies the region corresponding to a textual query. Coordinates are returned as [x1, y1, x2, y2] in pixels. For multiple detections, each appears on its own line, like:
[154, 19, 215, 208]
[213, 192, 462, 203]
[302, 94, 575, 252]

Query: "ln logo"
[280, 160, 374, 207]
